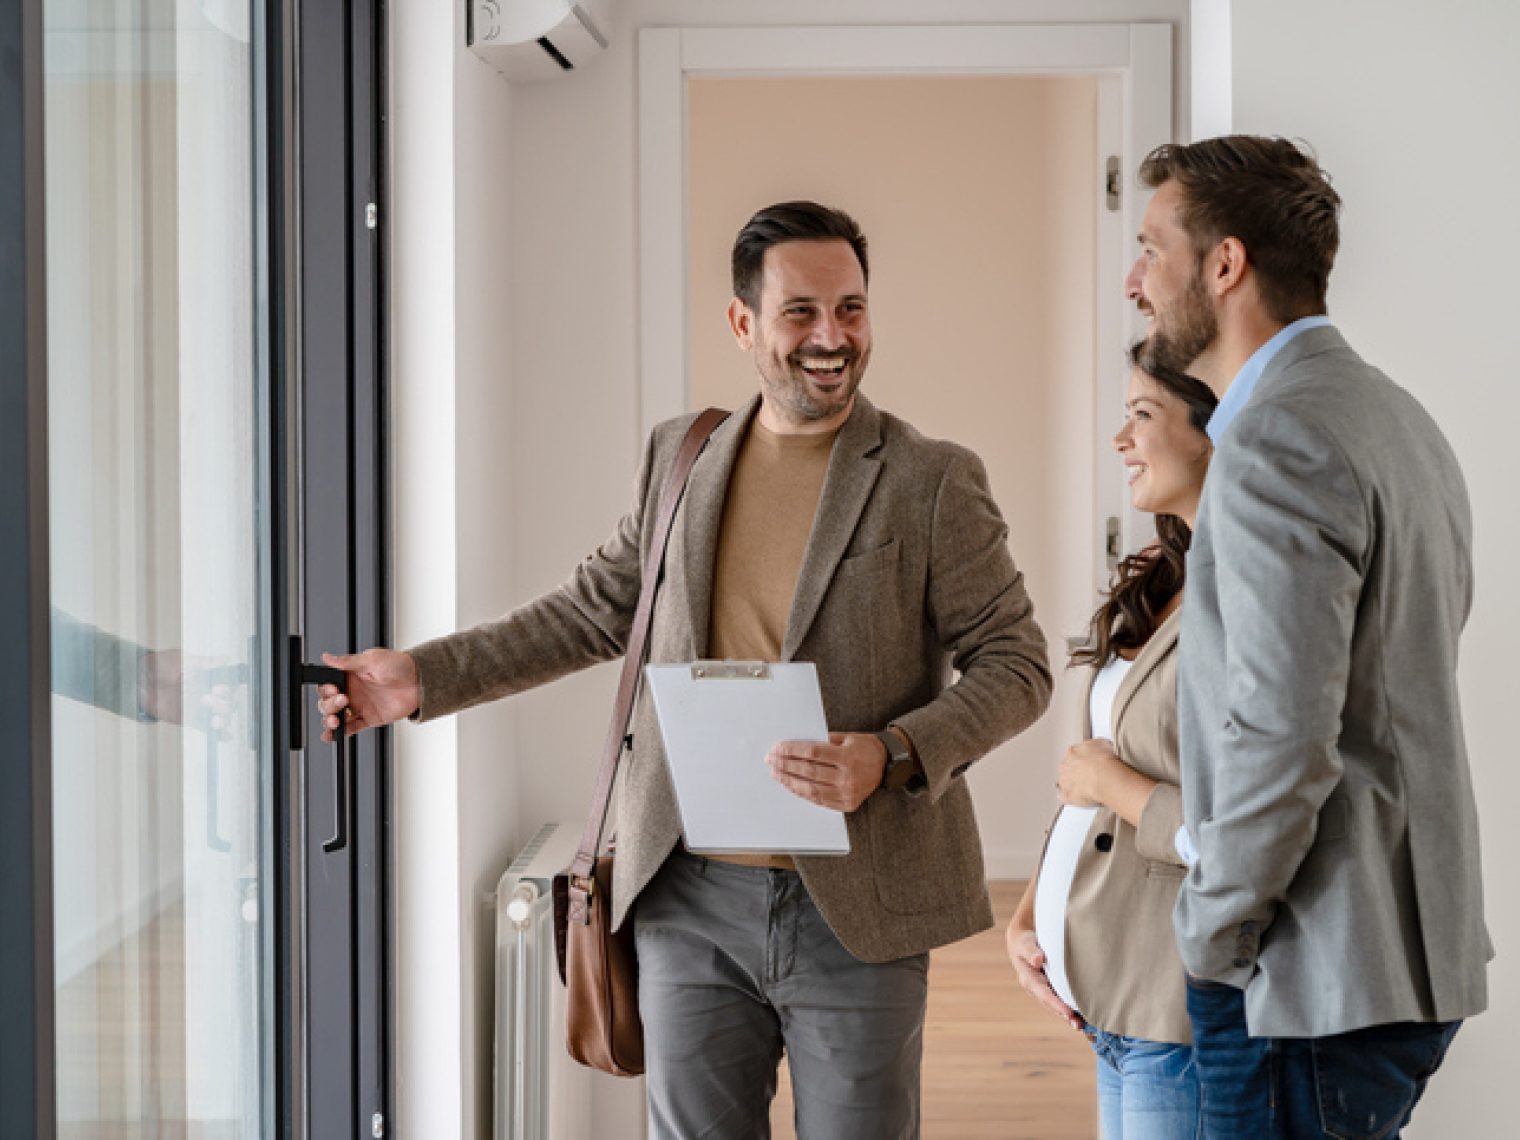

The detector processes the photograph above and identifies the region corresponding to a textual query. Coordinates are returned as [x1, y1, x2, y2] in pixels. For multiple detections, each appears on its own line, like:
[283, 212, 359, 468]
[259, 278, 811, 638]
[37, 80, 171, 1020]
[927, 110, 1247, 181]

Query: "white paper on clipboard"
[644, 661, 850, 855]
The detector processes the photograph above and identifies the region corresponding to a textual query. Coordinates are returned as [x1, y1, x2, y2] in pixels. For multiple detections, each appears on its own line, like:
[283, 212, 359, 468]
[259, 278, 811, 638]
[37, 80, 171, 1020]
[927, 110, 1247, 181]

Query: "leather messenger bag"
[552, 407, 727, 1077]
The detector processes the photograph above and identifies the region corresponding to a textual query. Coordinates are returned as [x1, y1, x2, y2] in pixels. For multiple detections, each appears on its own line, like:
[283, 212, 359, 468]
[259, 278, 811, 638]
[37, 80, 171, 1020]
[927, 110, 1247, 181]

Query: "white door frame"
[637, 22, 1173, 581]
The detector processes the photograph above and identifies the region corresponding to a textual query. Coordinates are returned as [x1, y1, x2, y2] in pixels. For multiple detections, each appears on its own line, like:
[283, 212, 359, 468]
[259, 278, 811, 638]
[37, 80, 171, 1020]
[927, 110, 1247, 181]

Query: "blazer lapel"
[1110, 608, 1181, 733]
[675, 396, 758, 659]
[780, 396, 884, 661]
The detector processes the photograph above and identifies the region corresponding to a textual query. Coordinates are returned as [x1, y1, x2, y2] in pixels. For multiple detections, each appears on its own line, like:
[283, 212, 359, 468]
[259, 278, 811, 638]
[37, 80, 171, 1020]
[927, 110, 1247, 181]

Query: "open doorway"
[644, 22, 1173, 1138]
[687, 71, 1099, 1138]
[687, 72, 1101, 885]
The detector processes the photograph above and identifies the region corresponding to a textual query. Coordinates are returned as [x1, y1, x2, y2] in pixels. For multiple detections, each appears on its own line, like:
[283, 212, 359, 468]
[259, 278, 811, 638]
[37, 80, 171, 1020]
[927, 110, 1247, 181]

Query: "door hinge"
[365, 202, 378, 230]
[1105, 515, 1121, 570]
[1105, 156, 1121, 212]
[371, 1111, 385, 1137]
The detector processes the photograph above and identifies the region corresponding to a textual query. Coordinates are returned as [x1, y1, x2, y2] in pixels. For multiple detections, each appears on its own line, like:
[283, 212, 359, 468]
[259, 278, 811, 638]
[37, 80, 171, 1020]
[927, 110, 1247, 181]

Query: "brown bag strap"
[569, 407, 729, 885]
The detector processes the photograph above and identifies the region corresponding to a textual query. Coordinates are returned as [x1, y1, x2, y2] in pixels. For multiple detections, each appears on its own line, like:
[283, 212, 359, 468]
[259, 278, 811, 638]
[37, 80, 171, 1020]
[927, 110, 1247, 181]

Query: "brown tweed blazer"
[1056, 610, 1191, 1044]
[408, 395, 1052, 962]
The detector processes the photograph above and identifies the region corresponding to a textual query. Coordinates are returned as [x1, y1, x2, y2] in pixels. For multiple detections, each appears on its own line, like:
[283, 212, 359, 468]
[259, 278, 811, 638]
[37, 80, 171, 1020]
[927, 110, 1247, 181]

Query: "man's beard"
[756, 346, 868, 424]
[1139, 269, 1217, 376]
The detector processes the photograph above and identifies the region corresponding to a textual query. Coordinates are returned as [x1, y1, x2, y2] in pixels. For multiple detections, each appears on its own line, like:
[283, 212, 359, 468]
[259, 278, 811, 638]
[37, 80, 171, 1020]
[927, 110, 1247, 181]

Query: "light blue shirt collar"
[1206, 315, 1332, 442]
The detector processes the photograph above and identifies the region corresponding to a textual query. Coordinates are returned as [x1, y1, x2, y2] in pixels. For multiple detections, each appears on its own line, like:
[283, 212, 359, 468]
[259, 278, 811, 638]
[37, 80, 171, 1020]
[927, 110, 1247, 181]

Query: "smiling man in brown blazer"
[317, 202, 1052, 1139]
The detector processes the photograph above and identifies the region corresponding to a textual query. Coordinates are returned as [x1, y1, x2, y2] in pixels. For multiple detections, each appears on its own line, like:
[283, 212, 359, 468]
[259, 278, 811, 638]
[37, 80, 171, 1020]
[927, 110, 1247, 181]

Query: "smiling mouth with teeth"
[797, 356, 850, 378]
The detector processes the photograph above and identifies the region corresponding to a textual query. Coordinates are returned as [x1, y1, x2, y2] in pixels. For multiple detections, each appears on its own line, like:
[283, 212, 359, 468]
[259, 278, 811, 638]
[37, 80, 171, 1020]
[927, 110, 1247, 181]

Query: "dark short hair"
[1127, 341, 1218, 435]
[731, 201, 869, 312]
[1138, 136, 1341, 323]
[1071, 346, 1218, 669]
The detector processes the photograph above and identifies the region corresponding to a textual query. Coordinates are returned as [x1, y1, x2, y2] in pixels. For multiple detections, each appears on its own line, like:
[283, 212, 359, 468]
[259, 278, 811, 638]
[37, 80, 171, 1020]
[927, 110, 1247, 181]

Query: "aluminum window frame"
[0, 0, 56, 1132]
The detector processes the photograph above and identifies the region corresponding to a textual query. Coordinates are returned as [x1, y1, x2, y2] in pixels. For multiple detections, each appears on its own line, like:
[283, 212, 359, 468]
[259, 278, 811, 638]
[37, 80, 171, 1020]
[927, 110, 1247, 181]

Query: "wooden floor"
[60, 880, 1095, 1138]
[770, 880, 1097, 1139]
[56, 900, 247, 1140]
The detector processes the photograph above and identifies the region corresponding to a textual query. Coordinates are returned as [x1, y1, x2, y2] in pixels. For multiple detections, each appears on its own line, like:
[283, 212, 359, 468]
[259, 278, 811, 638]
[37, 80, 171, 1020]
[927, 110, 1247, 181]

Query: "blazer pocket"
[833, 538, 902, 581]
[867, 786, 973, 916]
[1145, 861, 1186, 881]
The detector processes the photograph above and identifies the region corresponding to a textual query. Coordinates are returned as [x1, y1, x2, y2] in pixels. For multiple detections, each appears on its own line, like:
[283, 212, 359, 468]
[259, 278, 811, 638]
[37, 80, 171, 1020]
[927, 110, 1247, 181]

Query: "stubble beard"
[1139, 270, 1218, 377]
[756, 346, 870, 425]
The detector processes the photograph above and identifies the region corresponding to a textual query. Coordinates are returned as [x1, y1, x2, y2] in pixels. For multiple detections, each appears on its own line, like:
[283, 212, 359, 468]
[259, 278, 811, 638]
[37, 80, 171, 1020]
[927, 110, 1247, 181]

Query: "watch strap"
[875, 726, 921, 791]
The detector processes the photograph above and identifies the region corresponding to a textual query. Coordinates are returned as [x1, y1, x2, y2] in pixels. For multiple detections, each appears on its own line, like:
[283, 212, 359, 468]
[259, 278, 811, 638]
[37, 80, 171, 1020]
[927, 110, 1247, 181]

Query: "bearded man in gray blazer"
[1126, 136, 1490, 1137]
[316, 201, 1051, 1138]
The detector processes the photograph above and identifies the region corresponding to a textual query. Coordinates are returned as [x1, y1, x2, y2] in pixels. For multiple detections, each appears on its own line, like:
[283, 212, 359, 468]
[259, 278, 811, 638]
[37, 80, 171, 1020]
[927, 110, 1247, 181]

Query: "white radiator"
[493, 822, 592, 1140]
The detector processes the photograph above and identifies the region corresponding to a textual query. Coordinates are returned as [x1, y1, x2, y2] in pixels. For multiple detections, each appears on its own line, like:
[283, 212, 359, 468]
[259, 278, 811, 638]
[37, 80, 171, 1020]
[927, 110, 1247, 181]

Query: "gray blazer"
[409, 395, 1052, 962]
[1059, 611, 1192, 1045]
[1175, 324, 1491, 1037]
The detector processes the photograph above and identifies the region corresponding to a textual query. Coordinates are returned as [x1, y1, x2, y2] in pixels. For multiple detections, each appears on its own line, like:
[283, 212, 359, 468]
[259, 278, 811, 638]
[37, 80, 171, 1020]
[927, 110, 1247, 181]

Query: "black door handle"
[290, 636, 352, 853]
[304, 663, 349, 853]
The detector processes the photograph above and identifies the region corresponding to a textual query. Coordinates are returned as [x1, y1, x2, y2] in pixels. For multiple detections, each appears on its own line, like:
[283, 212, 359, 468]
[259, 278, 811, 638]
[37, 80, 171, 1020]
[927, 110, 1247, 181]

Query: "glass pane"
[44, 2, 267, 1137]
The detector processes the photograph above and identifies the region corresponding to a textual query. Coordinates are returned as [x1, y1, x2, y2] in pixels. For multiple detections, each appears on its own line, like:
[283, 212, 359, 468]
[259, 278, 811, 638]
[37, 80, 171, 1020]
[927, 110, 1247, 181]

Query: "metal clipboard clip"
[689, 661, 772, 681]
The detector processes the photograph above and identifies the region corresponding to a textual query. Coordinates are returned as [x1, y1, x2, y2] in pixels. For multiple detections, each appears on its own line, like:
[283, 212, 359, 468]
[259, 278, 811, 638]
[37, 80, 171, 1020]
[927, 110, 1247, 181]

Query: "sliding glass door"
[14, 1, 392, 1136]
[44, 4, 271, 1135]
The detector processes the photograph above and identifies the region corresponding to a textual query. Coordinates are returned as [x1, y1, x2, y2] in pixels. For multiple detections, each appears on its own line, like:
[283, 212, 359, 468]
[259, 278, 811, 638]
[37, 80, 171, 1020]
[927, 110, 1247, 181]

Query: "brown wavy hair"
[1070, 352, 1217, 668]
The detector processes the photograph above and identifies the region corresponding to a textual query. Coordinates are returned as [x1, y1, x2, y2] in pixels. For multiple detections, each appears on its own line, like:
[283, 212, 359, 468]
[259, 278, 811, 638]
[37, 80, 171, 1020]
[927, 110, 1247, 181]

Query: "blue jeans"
[1087, 1024, 1201, 1140]
[1185, 975, 1461, 1139]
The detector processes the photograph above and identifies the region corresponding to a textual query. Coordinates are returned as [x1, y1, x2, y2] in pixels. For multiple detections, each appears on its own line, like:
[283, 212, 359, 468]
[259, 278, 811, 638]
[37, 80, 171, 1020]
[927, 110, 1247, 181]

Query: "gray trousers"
[633, 849, 928, 1140]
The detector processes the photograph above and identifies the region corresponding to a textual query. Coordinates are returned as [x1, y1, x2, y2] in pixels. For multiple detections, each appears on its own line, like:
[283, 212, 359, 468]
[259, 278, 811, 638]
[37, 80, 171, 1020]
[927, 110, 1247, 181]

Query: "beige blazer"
[1040, 610, 1190, 1044]
[408, 395, 1052, 962]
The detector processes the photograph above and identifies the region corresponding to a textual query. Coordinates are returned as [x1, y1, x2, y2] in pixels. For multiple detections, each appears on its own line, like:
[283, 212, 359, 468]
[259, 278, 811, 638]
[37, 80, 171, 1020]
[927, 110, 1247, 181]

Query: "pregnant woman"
[1006, 353, 1215, 1139]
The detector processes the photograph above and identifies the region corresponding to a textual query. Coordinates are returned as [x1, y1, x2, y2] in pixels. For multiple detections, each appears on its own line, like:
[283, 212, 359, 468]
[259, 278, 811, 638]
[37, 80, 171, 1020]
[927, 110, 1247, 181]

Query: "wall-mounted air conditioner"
[468, 0, 611, 82]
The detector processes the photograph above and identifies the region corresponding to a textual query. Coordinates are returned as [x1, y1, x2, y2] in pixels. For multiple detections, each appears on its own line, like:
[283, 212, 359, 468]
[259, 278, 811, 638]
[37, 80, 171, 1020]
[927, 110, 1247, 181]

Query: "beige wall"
[687, 75, 1100, 873]
[1226, 3, 1520, 1133]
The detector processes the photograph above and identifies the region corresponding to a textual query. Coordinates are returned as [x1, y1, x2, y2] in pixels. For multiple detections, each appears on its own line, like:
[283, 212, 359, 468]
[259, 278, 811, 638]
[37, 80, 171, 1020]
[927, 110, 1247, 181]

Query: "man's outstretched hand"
[316, 648, 421, 741]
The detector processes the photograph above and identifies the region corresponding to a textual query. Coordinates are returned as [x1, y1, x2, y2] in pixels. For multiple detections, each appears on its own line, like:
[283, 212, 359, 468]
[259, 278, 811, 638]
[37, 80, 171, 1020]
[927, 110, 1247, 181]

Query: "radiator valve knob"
[506, 882, 539, 930]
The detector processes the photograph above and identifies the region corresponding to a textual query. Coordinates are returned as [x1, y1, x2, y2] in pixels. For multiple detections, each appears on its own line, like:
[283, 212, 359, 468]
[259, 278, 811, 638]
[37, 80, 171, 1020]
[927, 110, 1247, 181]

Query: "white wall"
[454, 23, 525, 1140]
[390, 2, 520, 1138]
[1225, 0, 1519, 1132]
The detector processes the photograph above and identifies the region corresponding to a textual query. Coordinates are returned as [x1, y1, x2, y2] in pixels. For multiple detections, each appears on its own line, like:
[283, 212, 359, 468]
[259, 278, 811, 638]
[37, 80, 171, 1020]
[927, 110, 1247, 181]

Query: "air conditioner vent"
[468, 0, 611, 82]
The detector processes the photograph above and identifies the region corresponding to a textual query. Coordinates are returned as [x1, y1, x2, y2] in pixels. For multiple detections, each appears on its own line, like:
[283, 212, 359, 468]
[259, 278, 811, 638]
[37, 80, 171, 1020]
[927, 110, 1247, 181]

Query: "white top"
[1034, 653, 1135, 1014]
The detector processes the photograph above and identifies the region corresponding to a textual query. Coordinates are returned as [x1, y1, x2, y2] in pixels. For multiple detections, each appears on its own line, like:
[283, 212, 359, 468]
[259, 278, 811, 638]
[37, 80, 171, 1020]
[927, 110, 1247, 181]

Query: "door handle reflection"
[197, 660, 249, 854]
[203, 729, 232, 852]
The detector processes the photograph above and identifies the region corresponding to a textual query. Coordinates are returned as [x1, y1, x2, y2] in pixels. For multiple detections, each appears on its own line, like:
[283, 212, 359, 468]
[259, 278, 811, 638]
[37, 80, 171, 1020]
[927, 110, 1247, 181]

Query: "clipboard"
[644, 661, 850, 855]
